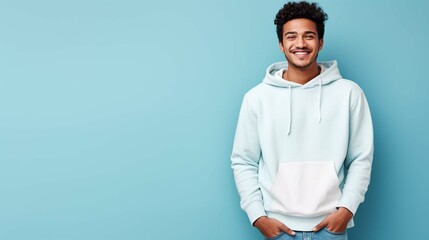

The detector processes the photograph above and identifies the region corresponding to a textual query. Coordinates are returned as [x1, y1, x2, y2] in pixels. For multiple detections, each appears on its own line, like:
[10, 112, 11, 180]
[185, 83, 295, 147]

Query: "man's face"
[279, 18, 323, 70]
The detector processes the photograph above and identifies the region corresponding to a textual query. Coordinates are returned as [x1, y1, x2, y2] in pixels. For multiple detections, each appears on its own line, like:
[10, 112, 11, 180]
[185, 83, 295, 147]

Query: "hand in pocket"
[253, 216, 296, 238]
[312, 207, 353, 233]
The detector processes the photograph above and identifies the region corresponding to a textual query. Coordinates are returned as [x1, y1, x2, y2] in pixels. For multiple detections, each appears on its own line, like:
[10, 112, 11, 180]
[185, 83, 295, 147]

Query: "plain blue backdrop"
[1, 0, 428, 239]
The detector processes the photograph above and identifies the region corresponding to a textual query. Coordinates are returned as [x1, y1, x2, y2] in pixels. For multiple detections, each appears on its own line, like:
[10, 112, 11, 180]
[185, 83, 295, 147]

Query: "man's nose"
[295, 37, 306, 48]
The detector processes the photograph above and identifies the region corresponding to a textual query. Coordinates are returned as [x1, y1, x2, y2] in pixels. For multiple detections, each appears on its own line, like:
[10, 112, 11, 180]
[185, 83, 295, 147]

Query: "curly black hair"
[274, 1, 328, 42]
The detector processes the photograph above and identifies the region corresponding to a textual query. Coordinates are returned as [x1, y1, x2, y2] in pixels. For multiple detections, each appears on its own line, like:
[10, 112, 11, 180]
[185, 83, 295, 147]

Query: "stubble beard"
[284, 52, 319, 70]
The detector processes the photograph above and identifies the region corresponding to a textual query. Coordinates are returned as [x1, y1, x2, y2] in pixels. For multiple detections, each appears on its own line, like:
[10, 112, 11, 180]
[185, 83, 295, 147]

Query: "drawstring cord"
[318, 78, 322, 123]
[287, 78, 322, 136]
[287, 84, 291, 135]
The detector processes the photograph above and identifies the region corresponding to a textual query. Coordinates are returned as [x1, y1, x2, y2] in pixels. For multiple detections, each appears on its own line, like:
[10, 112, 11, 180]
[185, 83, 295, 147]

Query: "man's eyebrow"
[304, 31, 317, 35]
[284, 31, 317, 36]
[284, 31, 297, 36]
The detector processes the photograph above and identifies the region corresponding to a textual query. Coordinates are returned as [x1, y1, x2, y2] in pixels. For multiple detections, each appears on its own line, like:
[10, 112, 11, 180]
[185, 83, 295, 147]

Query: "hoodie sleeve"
[231, 93, 266, 225]
[338, 92, 374, 215]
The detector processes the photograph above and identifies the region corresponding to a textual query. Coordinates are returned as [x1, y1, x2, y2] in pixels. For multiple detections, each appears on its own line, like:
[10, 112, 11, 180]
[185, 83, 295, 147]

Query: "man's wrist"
[253, 216, 268, 227]
[338, 207, 353, 216]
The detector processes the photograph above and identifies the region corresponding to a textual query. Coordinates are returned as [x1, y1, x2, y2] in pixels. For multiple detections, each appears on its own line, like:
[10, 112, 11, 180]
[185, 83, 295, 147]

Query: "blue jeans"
[264, 228, 348, 240]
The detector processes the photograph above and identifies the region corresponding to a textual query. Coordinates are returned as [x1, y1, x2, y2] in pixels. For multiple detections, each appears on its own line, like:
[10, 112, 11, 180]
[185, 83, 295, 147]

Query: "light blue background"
[1, 0, 428, 239]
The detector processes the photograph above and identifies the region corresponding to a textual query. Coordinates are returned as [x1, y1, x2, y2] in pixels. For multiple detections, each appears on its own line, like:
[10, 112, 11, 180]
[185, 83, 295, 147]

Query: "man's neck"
[282, 64, 320, 85]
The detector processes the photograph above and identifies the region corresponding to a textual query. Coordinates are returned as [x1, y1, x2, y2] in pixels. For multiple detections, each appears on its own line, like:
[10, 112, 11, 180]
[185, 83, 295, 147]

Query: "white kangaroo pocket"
[270, 161, 341, 217]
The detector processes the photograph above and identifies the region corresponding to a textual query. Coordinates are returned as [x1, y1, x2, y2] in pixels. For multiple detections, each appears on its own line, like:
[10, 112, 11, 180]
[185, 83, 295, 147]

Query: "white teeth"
[294, 52, 308, 55]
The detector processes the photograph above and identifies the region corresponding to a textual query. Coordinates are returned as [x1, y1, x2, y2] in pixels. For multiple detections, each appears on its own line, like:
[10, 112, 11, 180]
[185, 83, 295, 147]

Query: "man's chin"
[290, 62, 313, 69]
[285, 54, 318, 70]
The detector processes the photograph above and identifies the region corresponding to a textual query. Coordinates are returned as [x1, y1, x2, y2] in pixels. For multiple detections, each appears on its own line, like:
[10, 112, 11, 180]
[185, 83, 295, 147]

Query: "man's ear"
[279, 41, 284, 52]
[319, 38, 324, 50]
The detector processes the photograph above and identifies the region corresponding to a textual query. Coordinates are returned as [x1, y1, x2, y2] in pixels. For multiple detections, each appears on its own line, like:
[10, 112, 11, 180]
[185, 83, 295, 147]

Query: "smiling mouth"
[291, 50, 311, 59]
[292, 51, 310, 56]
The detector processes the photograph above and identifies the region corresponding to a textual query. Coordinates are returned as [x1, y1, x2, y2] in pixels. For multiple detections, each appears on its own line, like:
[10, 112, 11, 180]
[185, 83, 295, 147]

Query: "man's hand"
[312, 207, 353, 233]
[253, 216, 296, 238]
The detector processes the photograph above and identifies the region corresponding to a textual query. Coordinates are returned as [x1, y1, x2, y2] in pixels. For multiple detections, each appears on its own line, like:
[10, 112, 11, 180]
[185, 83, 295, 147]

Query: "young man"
[231, 2, 373, 239]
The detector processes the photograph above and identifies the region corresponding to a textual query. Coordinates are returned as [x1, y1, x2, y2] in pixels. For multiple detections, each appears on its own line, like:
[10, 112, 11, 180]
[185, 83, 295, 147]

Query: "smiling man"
[231, 2, 374, 240]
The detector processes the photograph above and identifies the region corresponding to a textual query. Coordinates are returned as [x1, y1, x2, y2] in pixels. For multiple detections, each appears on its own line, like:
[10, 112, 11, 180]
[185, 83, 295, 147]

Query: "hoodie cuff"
[338, 191, 361, 215]
[245, 201, 267, 225]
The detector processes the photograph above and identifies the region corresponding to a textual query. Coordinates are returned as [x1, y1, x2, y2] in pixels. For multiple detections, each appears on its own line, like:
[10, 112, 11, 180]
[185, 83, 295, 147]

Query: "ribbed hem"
[266, 211, 355, 231]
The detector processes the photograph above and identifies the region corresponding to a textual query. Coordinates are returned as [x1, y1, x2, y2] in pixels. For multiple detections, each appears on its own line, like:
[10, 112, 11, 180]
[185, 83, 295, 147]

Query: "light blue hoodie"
[231, 60, 373, 231]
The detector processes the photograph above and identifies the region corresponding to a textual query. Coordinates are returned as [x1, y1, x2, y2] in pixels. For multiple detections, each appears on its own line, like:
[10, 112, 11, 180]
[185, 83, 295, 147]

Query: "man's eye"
[305, 35, 315, 39]
[287, 36, 296, 40]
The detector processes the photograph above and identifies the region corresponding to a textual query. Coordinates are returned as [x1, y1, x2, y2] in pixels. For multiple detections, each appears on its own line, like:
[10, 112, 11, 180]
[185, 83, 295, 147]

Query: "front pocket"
[270, 161, 341, 216]
[264, 231, 285, 240]
[323, 228, 347, 235]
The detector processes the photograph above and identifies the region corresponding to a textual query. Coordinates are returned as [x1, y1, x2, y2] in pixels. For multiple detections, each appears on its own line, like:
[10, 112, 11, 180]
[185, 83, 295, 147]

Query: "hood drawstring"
[287, 84, 292, 135]
[318, 78, 322, 123]
[287, 78, 322, 136]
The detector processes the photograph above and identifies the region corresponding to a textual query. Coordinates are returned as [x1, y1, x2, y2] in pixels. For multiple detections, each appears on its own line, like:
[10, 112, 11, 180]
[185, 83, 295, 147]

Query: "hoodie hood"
[262, 60, 343, 135]
[263, 60, 342, 88]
